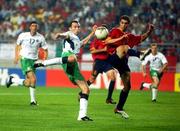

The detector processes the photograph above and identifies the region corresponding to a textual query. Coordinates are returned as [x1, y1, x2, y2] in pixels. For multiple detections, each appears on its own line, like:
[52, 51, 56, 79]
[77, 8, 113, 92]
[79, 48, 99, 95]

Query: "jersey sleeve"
[40, 36, 48, 50]
[127, 33, 142, 48]
[160, 53, 168, 64]
[142, 55, 149, 66]
[61, 31, 70, 38]
[108, 29, 119, 38]
[16, 33, 23, 45]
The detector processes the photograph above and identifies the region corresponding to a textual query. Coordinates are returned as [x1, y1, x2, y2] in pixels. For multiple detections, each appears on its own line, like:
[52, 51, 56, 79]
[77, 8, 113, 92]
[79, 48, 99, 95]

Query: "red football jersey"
[107, 28, 142, 54]
[38, 48, 46, 60]
[90, 38, 109, 60]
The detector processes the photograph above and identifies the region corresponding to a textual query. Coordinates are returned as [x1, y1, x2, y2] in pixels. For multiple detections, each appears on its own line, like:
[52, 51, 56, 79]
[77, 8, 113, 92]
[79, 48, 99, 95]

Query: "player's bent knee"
[30, 78, 36, 85]
[24, 79, 31, 87]
[68, 55, 76, 62]
[82, 87, 90, 94]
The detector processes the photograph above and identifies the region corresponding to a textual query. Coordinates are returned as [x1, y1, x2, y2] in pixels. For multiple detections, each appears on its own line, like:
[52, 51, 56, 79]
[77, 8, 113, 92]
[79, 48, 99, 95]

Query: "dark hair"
[120, 15, 130, 24]
[29, 21, 38, 26]
[101, 24, 108, 28]
[151, 43, 158, 47]
[69, 20, 80, 27]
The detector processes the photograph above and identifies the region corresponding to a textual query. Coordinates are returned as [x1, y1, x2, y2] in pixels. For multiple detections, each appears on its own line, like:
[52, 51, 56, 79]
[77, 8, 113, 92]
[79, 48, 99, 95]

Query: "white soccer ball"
[95, 26, 109, 40]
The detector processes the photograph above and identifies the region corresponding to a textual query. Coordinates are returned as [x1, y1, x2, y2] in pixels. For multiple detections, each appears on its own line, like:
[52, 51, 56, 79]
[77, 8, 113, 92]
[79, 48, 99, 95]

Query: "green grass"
[0, 87, 180, 131]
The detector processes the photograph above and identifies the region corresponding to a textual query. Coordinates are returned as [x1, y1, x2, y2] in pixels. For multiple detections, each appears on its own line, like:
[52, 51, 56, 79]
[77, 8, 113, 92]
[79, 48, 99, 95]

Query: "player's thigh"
[151, 76, 159, 86]
[150, 70, 160, 85]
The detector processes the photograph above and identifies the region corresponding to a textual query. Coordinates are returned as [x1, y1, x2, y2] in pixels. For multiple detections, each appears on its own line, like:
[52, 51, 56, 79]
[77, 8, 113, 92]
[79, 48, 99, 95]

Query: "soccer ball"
[95, 26, 109, 40]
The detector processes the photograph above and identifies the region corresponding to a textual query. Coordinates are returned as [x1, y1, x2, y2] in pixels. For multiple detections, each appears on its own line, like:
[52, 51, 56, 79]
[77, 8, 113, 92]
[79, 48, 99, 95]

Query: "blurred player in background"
[87, 26, 116, 104]
[34, 20, 97, 121]
[104, 15, 154, 118]
[6, 21, 48, 105]
[140, 43, 168, 102]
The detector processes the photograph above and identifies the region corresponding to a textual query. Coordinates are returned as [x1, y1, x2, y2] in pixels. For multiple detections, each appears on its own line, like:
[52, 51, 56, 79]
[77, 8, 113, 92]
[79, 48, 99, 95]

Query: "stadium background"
[0, 0, 180, 92]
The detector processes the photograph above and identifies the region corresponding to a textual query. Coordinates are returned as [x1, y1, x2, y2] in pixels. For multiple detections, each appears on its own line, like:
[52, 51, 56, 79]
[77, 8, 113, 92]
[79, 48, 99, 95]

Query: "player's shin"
[107, 80, 115, 100]
[29, 86, 36, 103]
[78, 93, 89, 119]
[116, 90, 129, 110]
[43, 57, 64, 66]
[152, 88, 158, 101]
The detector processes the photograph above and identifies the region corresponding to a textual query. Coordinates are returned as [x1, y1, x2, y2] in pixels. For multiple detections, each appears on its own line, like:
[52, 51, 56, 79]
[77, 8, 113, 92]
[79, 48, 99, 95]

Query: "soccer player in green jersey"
[34, 20, 97, 121]
[6, 21, 48, 105]
[140, 43, 168, 102]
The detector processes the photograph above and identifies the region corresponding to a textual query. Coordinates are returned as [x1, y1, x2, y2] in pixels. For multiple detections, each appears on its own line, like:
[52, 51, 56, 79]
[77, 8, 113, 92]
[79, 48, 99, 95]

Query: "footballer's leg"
[106, 69, 116, 104]
[34, 55, 76, 68]
[6, 75, 14, 88]
[76, 80, 93, 121]
[115, 71, 130, 119]
[151, 76, 159, 102]
[6, 75, 27, 88]
[26, 71, 38, 105]
[140, 82, 151, 90]
[140, 48, 151, 61]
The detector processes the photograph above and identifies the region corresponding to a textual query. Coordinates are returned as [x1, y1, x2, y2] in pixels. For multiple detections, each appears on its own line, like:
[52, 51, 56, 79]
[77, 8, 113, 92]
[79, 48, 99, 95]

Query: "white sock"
[43, 58, 62, 66]
[78, 98, 88, 119]
[29, 87, 36, 103]
[152, 88, 158, 100]
[143, 83, 151, 89]
[12, 77, 24, 85]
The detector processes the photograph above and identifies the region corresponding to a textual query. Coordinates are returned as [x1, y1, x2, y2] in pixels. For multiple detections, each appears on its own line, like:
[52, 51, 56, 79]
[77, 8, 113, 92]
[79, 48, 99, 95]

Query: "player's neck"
[30, 32, 37, 36]
[117, 27, 124, 32]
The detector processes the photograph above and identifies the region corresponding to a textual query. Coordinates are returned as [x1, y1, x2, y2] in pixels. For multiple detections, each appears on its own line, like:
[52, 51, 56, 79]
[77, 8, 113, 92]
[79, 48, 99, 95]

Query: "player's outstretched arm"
[159, 63, 168, 73]
[104, 34, 128, 45]
[141, 65, 147, 77]
[141, 24, 154, 42]
[53, 32, 69, 40]
[14, 45, 21, 64]
[81, 25, 97, 47]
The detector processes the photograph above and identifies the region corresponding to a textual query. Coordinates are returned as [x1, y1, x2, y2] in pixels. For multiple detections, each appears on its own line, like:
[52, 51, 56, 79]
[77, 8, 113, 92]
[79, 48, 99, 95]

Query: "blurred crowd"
[0, 0, 179, 59]
[0, 0, 116, 40]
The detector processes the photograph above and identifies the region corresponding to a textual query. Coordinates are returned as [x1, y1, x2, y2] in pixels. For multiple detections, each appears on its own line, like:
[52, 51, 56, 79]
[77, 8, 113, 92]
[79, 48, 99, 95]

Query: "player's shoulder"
[145, 53, 152, 59]
[110, 27, 119, 32]
[18, 32, 29, 36]
[109, 27, 122, 35]
[36, 32, 45, 38]
[157, 52, 165, 57]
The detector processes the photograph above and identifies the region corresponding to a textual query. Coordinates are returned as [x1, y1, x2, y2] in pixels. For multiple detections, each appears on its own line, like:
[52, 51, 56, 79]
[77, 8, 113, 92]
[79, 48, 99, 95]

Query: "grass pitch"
[0, 87, 179, 131]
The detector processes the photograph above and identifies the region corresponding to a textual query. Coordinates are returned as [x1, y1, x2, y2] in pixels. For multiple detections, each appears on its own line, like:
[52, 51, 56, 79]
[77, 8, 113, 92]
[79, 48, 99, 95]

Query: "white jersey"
[142, 52, 167, 71]
[17, 32, 48, 60]
[61, 31, 83, 54]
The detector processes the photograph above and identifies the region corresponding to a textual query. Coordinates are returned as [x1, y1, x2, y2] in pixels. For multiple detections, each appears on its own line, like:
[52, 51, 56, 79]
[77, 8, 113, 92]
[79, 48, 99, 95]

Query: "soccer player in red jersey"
[87, 37, 117, 104]
[104, 15, 154, 118]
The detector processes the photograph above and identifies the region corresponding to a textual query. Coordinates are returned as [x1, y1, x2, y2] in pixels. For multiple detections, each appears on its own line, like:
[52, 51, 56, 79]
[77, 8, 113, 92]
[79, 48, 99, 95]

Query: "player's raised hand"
[123, 34, 129, 39]
[147, 23, 154, 32]
[92, 25, 98, 33]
